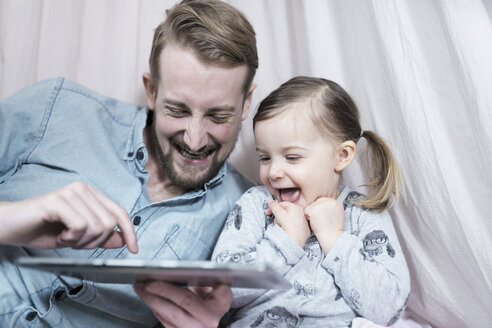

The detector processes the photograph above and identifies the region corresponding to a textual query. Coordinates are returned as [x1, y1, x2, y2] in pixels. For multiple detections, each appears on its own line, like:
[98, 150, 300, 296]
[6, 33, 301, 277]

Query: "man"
[0, 0, 258, 326]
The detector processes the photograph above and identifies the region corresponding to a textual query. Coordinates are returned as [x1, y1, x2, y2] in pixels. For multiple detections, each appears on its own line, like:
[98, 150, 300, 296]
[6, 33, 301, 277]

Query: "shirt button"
[133, 216, 141, 226]
[69, 285, 83, 295]
[25, 311, 37, 321]
[136, 150, 144, 160]
[55, 290, 65, 300]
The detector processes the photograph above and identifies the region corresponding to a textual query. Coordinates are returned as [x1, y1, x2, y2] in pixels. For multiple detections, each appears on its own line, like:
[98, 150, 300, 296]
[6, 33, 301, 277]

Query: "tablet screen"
[16, 256, 291, 289]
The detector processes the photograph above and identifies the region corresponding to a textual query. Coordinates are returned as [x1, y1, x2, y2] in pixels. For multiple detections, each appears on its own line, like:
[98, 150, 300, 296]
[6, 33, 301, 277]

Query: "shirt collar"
[124, 107, 148, 165]
[204, 163, 228, 189]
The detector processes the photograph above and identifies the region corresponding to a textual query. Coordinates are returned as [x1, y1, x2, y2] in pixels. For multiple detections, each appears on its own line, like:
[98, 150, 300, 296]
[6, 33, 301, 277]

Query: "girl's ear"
[335, 140, 356, 172]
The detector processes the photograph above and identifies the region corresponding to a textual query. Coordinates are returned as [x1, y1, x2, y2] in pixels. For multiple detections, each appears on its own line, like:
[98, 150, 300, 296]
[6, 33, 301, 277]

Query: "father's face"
[144, 45, 253, 190]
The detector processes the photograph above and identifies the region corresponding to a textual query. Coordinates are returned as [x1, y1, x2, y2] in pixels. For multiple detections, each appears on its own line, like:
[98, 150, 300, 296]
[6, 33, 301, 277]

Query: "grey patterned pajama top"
[212, 186, 410, 328]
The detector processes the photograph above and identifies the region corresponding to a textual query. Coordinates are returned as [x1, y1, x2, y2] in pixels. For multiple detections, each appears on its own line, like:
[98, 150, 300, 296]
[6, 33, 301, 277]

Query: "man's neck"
[143, 126, 187, 203]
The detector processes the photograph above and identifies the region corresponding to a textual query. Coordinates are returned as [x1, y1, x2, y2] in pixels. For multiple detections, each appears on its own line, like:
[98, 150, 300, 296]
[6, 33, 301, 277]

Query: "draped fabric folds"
[1, 1, 490, 327]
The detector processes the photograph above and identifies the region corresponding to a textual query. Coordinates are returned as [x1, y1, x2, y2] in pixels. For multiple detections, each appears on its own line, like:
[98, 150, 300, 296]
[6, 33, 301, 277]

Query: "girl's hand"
[304, 197, 344, 254]
[267, 199, 311, 248]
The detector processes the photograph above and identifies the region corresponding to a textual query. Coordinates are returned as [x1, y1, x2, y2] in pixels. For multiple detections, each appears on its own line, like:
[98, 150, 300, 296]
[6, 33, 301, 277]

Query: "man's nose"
[183, 117, 208, 151]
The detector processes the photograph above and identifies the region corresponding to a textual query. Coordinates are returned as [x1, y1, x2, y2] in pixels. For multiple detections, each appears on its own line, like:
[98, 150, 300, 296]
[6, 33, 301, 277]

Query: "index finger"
[87, 185, 138, 253]
[267, 199, 286, 218]
[99, 231, 126, 249]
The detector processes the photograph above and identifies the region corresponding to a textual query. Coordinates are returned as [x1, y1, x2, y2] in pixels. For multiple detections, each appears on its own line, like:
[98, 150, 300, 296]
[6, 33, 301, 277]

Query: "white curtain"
[1, 1, 491, 327]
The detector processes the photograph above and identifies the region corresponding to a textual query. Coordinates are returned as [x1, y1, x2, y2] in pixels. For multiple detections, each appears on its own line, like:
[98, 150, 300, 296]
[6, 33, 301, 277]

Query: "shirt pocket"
[151, 223, 212, 261]
[10, 287, 69, 328]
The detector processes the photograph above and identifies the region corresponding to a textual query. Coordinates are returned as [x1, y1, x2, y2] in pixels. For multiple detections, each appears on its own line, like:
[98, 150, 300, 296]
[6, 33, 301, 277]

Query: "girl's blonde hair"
[253, 76, 403, 211]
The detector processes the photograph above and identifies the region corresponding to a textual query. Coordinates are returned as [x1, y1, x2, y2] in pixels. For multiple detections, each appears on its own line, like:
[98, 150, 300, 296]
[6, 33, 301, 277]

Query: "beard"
[150, 119, 239, 191]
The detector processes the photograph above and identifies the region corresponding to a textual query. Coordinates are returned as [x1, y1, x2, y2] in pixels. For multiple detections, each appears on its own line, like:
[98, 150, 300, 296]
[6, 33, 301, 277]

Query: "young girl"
[212, 76, 410, 327]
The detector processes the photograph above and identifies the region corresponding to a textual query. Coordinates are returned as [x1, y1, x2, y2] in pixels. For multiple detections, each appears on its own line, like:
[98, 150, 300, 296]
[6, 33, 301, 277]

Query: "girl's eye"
[286, 155, 300, 161]
[258, 156, 270, 163]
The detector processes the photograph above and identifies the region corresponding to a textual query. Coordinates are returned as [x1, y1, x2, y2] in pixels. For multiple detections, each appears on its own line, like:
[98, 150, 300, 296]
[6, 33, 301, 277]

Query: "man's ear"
[335, 140, 357, 172]
[142, 72, 156, 110]
[241, 83, 257, 121]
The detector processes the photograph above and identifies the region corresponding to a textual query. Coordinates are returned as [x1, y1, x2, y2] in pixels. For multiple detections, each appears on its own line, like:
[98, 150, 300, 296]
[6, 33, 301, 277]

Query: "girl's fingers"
[267, 199, 285, 217]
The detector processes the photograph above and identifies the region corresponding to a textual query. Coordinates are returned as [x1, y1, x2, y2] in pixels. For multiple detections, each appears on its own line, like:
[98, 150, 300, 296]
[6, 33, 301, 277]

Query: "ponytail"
[356, 130, 403, 211]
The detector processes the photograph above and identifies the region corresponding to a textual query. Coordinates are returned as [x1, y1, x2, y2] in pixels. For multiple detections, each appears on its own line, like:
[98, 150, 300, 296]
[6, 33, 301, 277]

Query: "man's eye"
[210, 114, 232, 123]
[165, 107, 188, 117]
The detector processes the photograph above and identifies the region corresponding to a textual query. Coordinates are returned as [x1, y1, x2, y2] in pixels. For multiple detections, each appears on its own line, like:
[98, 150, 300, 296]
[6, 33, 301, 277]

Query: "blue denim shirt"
[0, 78, 254, 327]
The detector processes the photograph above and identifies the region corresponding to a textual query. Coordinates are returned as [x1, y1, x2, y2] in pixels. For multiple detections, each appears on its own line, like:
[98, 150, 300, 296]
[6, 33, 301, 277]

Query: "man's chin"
[171, 162, 220, 190]
[166, 145, 233, 190]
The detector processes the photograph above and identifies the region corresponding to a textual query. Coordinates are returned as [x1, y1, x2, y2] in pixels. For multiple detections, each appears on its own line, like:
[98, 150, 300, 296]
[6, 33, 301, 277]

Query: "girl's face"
[254, 102, 342, 209]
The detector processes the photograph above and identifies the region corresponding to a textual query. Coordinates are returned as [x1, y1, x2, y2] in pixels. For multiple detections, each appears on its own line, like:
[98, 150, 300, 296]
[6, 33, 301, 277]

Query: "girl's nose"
[268, 162, 284, 180]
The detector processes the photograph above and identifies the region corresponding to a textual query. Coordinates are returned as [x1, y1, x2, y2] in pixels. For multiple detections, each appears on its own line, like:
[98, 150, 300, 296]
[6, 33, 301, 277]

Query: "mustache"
[172, 139, 219, 159]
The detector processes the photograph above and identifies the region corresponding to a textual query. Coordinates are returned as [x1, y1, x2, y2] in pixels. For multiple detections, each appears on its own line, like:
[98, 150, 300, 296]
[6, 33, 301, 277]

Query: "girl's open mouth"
[278, 188, 301, 203]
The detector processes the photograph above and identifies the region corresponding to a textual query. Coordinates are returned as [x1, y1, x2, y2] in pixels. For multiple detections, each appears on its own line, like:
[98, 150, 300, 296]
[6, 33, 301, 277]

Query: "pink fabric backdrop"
[1, 1, 491, 327]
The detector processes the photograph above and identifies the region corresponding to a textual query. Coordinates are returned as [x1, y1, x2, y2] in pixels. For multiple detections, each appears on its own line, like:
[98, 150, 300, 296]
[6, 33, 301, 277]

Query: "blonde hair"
[149, 0, 258, 95]
[253, 76, 403, 211]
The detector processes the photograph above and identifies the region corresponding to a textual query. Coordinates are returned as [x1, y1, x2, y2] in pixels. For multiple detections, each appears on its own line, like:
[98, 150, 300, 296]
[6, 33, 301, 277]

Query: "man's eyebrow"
[162, 98, 235, 113]
[208, 105, 236, 113]
[162, 98, 189, 110]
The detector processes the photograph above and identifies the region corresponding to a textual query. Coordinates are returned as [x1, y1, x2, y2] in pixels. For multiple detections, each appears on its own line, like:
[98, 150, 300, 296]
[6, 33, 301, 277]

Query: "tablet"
[16, 256, 291, 289]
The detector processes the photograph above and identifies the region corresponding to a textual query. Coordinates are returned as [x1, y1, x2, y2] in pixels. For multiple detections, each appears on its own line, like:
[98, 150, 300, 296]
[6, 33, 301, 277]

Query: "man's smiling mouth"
[175, 143, 215, 160]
